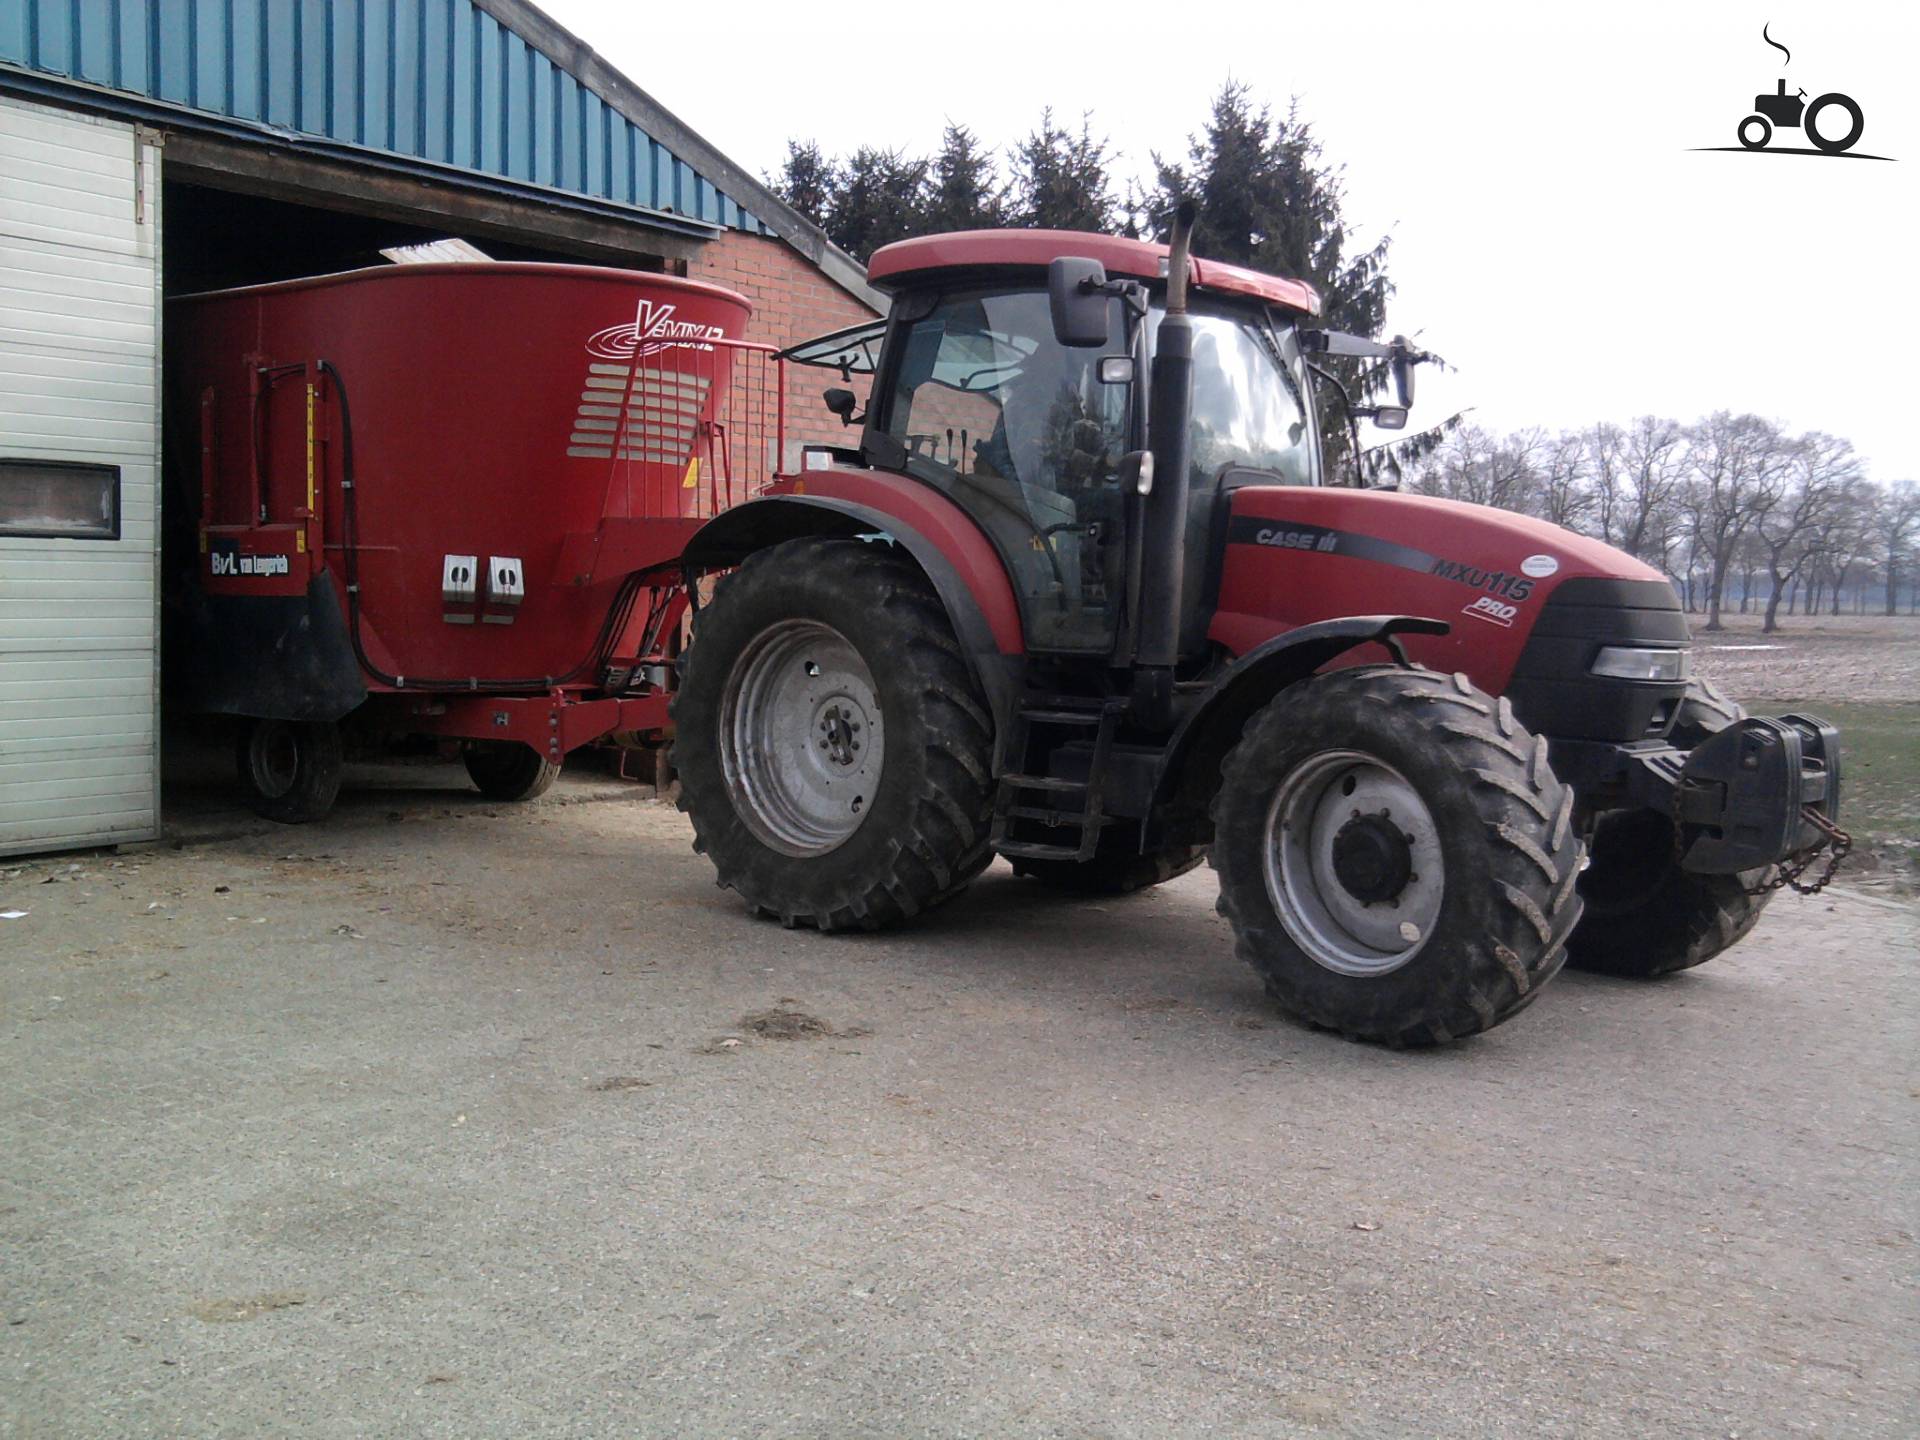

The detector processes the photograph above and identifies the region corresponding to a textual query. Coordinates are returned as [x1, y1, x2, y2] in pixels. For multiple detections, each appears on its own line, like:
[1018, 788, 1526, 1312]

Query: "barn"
[0, 0, 878, 857]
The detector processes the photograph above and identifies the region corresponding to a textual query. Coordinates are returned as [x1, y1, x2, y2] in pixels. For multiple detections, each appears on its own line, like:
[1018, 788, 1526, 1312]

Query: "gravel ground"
[2, 771, 1916, 1439]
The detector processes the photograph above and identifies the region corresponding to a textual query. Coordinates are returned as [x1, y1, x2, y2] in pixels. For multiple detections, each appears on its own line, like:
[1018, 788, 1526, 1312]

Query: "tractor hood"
[1208, 486, 1682, 707]
[1252, 488, 1671, 587]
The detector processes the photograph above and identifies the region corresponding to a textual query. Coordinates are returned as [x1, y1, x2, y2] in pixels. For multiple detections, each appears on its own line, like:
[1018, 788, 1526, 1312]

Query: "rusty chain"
[1671, 805, 1851, 897]
[1748, 807, 1853, 897]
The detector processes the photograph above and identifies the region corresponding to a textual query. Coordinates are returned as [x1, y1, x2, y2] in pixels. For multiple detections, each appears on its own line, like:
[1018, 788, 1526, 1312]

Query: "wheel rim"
[719, 619, 883, 857]
[248, 723, 300, 800]
[1262, 750, 1444, 978]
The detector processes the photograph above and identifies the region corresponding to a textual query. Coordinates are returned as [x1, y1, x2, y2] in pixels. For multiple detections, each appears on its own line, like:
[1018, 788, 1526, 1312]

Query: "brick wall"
[692, 230, 879, 471]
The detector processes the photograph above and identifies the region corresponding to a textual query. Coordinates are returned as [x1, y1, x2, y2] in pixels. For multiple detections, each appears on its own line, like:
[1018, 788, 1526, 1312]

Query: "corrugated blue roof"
[0, 0, 772, 236]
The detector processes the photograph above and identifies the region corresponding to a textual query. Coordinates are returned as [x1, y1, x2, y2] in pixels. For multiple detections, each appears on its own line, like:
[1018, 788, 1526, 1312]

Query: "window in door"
[881, 287, 1130, 652]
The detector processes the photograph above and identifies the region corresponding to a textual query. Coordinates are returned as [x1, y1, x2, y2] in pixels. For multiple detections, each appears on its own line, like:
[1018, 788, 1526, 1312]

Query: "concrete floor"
[2, 764, 1915, 1438]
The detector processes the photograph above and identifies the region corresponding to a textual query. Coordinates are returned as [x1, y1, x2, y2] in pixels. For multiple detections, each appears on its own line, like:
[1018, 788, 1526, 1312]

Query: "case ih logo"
[585, 299, 726, 361]
[1253, 526, 1339, 553]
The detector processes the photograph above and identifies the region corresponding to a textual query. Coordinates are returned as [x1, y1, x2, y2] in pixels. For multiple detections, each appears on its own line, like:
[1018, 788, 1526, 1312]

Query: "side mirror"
[1389, 335, 1416, 408]
[1048, 257, 1110, 348]
[1368, 405, 1409, 431]
[823, 387, 861, 426]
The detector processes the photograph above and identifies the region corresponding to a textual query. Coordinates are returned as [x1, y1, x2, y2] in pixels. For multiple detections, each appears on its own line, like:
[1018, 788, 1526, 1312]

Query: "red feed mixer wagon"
[164, 262, 780, 820]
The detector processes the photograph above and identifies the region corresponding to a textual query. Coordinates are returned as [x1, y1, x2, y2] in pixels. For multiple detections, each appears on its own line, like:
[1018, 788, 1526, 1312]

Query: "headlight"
[1590, 646, 1690, 681]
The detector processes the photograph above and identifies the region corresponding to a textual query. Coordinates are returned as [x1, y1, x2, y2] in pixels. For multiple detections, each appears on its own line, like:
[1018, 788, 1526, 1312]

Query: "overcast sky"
[542, 0, 1917, 478]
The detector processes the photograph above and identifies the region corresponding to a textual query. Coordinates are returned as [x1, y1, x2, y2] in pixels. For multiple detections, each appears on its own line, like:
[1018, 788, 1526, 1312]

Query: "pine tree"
[1154, 83, 1391, 342]
[924, 123, 1005, 233]
[1153, 83, 1401, 475]
[771, 140, 839, 229]
[824, 146, 929, 262]
[1008, 110, 1119, 232]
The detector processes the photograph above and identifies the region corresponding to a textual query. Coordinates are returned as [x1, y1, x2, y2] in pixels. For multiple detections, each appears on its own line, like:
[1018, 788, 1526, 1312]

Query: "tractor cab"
[785, 230, 1341, 663]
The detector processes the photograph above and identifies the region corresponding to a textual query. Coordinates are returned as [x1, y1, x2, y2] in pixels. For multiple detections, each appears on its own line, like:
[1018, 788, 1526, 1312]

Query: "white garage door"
[0, 95, 161, 856]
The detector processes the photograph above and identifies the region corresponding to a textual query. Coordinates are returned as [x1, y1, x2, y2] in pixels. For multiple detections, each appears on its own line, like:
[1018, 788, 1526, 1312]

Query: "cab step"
[990, 697, 1126, 864]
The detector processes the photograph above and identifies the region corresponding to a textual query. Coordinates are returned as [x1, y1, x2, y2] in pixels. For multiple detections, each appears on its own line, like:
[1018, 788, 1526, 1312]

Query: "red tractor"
[669, 210, 1843, 1046]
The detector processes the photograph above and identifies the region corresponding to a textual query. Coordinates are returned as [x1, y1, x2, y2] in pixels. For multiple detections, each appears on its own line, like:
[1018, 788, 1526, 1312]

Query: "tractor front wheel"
[1564, 679, 1773, 978]
[671, 537, 996, 931]
[1211, 666, 1584, 1046]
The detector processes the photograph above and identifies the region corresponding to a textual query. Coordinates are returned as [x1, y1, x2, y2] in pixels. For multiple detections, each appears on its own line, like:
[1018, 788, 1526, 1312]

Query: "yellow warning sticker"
[683, 457, 701, 490]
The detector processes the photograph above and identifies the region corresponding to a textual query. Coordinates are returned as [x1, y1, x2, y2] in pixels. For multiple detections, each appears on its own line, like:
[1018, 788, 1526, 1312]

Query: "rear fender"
[1147, 615, 1450, 844]
[683, 495, 1023, 738]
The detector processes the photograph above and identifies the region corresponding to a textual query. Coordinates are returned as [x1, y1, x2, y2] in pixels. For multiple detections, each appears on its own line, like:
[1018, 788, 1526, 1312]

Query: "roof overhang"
[0, 65, 717, 263]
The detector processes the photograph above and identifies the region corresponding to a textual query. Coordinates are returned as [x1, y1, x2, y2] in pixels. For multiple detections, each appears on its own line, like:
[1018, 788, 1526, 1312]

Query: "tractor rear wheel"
[1009, 831, 1207, 895]
[1211, 666, 1584, 1046]
[463, 742, 560, 801]
[236, 718, 343, 824]
[672, 537, 995, 931]
[1565, 678, 1774, 978]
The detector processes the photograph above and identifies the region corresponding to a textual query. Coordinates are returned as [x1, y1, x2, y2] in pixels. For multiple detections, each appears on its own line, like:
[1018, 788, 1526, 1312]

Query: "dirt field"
[1689, 612, 1920, 703]
[2, 772, 1916, 1439]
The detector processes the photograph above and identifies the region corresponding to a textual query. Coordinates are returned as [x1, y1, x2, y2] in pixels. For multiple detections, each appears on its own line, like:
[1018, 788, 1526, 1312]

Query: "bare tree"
[1754, 432, 1860, 633]
[1881, 481, 1920, 616]
[1414, 425, 1546, 514]
[1617, 415, 1688, 564]
[1820, 479, 1882, 617]
[1536, 431, 1594, 532]
[1681, 413, 1794, 632]
[1585, 422, 1626, 545]
[1735, 529, 1766, 615]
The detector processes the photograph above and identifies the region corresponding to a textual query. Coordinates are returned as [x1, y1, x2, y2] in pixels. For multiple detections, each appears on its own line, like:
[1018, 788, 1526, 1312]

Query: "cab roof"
[866, 229, 1322, 317]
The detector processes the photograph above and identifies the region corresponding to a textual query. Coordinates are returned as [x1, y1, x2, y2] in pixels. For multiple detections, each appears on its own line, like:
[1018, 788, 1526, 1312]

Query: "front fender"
[682, 494, 1023, 739]
[1148, 615, 1450, 842]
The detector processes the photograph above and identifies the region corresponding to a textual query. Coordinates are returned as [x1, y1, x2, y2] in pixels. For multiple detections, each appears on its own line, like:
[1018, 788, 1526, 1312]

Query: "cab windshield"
[1154, 301, 1317, 490]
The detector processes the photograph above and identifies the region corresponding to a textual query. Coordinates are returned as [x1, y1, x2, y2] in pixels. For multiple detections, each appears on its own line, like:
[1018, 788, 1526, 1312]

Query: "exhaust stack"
[1132, 201, 1198, 727]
